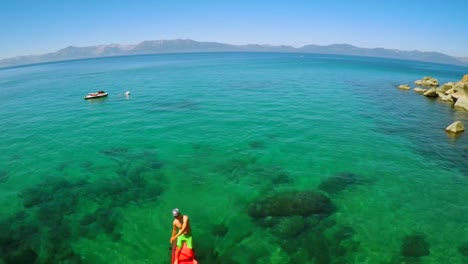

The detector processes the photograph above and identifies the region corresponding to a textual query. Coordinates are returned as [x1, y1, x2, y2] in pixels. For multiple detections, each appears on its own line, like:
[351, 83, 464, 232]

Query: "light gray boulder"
[423, 88, 438, 97]
[445, 121, 465, 133]
[414, 77, 439, 86]
[445, 88, 455, 95]
[439, 94, 453, 102]
[398, 84, 411, 90]
[453, 81, 468, 94]
[414, 87, 427, 93]
[454, 95, 468, 110]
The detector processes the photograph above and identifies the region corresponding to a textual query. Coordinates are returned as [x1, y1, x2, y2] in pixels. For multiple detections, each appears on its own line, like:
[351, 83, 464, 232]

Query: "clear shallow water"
[0, 53, 467, 263]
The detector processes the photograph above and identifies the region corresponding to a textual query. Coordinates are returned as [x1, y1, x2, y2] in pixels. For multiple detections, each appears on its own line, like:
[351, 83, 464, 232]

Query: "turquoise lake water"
[0, 53, 467, 263]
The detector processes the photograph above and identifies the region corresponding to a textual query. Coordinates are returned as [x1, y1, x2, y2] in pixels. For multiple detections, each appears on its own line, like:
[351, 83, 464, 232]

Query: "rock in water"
[398, 84, 411, 90]
[414, 87, 427, 93]
[445, 121, 465, 133]
[318, 172, 358, 194]
[248, 191, 333, 219]
[423, 88, 438, 97]
[459, 242, 468, 257]
[401, 233, 430, 258]
[414, 76, 439, 86]
[454, 95, 468, 111]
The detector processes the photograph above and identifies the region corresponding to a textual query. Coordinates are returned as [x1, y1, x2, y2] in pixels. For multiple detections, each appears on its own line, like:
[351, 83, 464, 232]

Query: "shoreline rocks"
[398, 74, 468, 133]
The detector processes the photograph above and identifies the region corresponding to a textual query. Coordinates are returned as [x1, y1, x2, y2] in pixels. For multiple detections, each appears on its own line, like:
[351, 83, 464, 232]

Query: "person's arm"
[170, 222, 177, 244]
[172, 216, 189, 240]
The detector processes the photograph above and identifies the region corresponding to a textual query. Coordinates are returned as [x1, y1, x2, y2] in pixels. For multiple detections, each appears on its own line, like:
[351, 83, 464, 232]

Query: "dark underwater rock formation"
[318, 172, 359, 195]
[401, 232, 430, 258]
[0, 170, 9, 183]
[211, 223, 229, 237]
[1, 148, 167, 263]
[245, 187, 363, 264]
[100, 147, 129, 157]
[3, 247, 38, 264]
[459, 242, 468, 257]
[270, 215, 307, 239]
[248, 140, 266, 149]
[0, 214, 39, 264]
[248, 190, 334, 219]
[253, 166, 293, 185]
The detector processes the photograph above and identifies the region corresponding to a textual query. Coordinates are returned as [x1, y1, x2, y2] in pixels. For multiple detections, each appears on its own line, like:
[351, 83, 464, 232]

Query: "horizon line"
[2, 39, 467, 61]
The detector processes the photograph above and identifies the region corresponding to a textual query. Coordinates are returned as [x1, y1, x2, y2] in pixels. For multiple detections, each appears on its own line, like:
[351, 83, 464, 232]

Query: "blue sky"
[1, 0, 468, 59]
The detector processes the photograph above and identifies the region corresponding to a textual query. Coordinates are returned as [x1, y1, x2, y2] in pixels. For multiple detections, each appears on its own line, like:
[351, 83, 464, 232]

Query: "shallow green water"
[0, 53, 467, 263]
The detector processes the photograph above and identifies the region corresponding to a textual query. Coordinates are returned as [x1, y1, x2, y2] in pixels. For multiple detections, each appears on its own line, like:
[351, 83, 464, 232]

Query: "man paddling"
[170, 208, 198, 264]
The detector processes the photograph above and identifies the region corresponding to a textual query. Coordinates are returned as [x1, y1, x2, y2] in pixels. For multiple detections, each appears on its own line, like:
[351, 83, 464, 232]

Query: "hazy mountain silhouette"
[1, 39, 466, 68]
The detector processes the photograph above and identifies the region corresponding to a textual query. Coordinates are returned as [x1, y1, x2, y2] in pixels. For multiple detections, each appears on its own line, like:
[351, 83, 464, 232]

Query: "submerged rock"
[271, 215, 307, 239]
[3, 147, 167, 264]
[3, 247, 38, 264]
[459, 242, 468, 257]
[248, 190, 334, 219]
[318, 172, 359, 194]
[401, 232, 430, 258]
[248, 140, 266, 149]
[0, 170, 9, 183]
[212, 223, 229, 237]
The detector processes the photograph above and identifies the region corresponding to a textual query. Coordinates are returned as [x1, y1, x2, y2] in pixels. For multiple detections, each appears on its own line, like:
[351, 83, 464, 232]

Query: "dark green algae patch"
[0, 147, 167, 264]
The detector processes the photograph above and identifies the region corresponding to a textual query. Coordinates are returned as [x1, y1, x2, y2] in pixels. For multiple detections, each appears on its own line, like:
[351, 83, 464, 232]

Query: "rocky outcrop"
[414, 76, 439, 86]
[398, 84, 411, 90]
[412, 75, 468, 102]
[445, 121, 465, 133]
[401, 75, 468, 131]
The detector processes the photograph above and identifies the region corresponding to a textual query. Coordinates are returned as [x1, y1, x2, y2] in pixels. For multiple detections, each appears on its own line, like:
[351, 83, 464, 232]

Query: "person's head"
[172, 208, 180, 218]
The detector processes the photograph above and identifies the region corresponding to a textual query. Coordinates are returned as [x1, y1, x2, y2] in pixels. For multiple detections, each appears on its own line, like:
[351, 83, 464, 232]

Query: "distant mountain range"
[1, 39, 467, 68]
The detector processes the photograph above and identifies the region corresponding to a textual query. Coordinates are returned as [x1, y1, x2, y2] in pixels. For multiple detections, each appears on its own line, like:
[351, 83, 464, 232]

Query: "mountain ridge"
[1, 39, 467, 68]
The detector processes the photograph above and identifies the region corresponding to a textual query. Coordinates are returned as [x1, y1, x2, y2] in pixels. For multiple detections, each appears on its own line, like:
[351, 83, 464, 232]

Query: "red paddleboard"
[171, 242, 195, 264]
